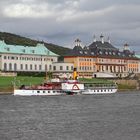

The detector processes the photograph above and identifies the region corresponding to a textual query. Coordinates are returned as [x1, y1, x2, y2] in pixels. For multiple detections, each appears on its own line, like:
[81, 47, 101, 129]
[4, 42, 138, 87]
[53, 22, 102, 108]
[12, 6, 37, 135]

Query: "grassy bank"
[117, 84, 137, 91]
[79, 78, 113, 84]
[0, 76, 44, 93]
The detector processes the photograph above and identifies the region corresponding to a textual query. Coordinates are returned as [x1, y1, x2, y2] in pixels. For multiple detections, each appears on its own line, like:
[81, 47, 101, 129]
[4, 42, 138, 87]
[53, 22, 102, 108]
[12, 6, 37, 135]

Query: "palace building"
[0, 40, 74, 78]
[0, 36, 139, 79]
[64, 35, 140, 78]
[0, 40, 59, 73]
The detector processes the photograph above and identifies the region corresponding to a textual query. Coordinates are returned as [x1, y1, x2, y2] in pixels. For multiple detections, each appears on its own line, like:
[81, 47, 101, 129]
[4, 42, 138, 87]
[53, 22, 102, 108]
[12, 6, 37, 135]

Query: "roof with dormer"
[64, 40, 139, 60]
[88, 41, 117, 51]
[0, 40, 59, 56]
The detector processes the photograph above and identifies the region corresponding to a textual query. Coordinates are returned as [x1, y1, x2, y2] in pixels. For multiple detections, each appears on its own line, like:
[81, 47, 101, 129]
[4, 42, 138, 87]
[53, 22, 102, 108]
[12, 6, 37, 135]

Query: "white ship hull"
[14, 89, 66, 96]
[14, 79, 117, 96]
[14, 80, 84, 96]
[81, 88, 117, 95]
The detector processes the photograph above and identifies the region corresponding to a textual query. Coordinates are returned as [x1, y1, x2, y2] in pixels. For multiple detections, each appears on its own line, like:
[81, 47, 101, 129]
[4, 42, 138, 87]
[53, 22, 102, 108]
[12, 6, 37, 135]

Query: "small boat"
[81, 83, 118, 95]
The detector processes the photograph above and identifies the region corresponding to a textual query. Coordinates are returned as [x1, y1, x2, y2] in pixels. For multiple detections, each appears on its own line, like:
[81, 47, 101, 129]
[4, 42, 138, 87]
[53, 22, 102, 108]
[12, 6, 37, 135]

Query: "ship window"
[37, 91, 40, 93]
[43, 91, 45, 93]
[48, 91, 50, 93]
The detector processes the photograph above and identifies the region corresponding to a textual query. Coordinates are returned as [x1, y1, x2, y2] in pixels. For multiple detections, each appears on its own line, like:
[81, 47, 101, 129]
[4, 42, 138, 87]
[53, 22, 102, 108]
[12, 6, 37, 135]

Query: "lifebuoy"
[72, 84, 79, 90]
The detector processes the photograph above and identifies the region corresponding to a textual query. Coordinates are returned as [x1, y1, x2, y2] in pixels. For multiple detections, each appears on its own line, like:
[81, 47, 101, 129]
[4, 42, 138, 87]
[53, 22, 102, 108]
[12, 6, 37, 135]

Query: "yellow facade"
[64, 56, 97, 78]
[64, 56, 139, 78]
[64, 38, 139, 78]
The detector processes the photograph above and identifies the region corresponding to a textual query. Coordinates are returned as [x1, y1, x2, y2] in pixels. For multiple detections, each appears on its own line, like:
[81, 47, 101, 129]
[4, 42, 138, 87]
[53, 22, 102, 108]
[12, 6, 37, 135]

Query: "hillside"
[0, 32, 71, 56]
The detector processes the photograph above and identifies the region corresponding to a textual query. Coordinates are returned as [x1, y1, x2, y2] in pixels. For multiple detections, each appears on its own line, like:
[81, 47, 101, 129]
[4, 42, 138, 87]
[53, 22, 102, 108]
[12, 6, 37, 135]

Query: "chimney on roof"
[107, 36, 111, 44]
[123, 43, 130, 51]
[0, 40, 5, 44]
[100, 34, 104, 44]
[75, 38, 81, 47]
[93, 35, 96, 42]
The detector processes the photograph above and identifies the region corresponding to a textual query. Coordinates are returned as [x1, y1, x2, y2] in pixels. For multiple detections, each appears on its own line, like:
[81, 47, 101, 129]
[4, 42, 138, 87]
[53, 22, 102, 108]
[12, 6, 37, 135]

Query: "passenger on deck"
[20, 85, 25, 89]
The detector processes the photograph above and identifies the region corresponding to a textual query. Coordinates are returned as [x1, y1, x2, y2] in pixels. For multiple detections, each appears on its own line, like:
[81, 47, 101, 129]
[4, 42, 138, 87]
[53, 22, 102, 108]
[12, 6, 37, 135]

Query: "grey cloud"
[79, 0, 140, 11]
[0, 0, 140, 50]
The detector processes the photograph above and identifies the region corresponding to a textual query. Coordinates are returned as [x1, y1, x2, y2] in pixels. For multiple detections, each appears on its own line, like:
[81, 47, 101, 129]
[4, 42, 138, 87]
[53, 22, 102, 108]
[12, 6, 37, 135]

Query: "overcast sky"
[0, 0, 140, 51]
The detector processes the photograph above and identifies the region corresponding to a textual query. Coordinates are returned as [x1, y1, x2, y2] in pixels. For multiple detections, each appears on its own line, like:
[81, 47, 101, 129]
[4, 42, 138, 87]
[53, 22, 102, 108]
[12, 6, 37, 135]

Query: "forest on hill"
[0, 32, 71, 56]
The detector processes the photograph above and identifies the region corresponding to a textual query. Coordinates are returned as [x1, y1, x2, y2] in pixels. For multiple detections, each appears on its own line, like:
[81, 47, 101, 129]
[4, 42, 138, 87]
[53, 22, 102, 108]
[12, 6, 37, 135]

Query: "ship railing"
[85, 83, 118, 89]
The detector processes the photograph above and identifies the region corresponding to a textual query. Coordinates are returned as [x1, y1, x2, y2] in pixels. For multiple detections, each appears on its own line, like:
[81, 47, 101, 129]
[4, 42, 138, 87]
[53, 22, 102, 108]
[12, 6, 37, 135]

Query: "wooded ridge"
[0, 32, 71, 56]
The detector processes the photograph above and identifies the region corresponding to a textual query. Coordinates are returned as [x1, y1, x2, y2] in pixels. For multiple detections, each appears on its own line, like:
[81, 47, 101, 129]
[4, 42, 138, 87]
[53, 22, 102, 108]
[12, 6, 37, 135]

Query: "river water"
[0, 91, 140, 140]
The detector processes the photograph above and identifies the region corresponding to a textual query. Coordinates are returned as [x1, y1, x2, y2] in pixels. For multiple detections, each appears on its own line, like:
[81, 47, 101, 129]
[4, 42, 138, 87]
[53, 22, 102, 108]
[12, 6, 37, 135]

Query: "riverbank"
[0, 92, 12, 95]
[0, 76, 139, 95]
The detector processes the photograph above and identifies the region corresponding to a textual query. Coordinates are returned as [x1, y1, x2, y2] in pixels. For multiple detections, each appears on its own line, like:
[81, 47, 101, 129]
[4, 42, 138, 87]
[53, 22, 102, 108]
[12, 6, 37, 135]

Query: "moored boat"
[14, 78, 84, 96]
[13, 67, 117, 96]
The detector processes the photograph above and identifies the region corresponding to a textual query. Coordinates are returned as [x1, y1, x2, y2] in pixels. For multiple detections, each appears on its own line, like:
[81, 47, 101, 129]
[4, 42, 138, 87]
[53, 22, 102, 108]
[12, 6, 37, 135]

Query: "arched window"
[35, 64, 37, 70]
[25, 64, 28, 70]
[9, 63, 12, 71]
[39, 65, 42, 70]
[49, 65, 52, 71]
[20, 64, 23, 70]
[14, 63, 17, 71]
[45, 65, 47, 71]
[30, 64, 32, 70]
[4, 63, 7, 71]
